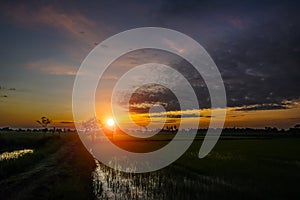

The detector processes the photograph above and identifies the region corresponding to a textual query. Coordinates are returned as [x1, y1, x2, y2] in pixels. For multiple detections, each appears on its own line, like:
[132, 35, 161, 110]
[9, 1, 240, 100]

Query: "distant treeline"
[1, 126, 300, 135]
[0, 127, 76, 133]
[160, 125, 300, 135]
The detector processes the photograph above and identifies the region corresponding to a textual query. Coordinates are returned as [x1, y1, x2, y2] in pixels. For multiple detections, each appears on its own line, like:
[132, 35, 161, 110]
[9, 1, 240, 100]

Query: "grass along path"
[0, 133, 95, 200]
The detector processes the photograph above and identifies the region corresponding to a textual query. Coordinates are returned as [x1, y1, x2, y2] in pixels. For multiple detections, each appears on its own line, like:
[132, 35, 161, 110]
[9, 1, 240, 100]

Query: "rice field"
[0, 132, 299, 200]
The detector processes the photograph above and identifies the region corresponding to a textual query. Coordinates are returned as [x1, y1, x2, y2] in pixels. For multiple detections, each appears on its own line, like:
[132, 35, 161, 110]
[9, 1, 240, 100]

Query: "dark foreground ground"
[0, 133, 95, 200]
[0, 132, 300, 200]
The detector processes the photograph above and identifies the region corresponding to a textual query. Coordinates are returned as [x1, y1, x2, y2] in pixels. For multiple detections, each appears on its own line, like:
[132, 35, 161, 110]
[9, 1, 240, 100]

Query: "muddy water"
[92, 158, 238, 200]
[92, 159, 166, 200]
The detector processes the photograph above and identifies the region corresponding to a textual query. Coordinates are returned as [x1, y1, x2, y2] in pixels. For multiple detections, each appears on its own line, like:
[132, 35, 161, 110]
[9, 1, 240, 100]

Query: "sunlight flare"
[107, 118, 115, 127]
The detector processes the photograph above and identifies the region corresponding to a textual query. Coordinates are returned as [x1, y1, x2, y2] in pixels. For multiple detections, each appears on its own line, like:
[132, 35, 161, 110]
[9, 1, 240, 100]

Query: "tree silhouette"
[36, 117, 51, 128]
[294, 124, 300, 129]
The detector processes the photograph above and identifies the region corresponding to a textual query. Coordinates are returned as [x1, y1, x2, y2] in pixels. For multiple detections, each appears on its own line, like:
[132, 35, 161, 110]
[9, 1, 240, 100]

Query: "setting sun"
[107, 118, 115, 127]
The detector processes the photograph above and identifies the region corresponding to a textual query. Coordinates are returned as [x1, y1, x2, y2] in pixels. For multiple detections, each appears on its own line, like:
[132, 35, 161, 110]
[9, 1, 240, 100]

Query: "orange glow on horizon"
[2, 98, 300, 129]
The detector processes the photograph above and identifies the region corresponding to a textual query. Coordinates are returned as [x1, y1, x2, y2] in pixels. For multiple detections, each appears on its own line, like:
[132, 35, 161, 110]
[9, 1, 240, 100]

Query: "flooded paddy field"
[1, 132, 300, 200]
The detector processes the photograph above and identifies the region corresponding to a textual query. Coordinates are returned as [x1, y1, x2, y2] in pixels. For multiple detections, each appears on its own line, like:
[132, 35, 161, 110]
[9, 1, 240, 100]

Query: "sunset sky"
[0, 0, 299, 129]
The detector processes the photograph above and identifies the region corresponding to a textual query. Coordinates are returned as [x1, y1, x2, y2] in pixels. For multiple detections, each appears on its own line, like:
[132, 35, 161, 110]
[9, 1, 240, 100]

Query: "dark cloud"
[143, 0, 297, 110]
[0, 86, 17, 91]
[59, 121, 74, 124]
[113, 31, 299, 111]
[228, 115, 244, 118]
[106, 0, 300, 112]
[0, 86, 17, 98]
[129, 83, 180, 113]
[108, 49, 211, 111]
[160, 0, 205, 15]
[1, 0, 299, 115]
[233, 103, 288, 111]
[168, 114, 212, 118]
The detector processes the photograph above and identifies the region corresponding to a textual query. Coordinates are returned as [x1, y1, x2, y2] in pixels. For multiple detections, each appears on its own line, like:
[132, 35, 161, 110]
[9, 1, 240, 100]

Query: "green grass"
[172, 137, 300, 199]
[102, 134, 300, 199]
